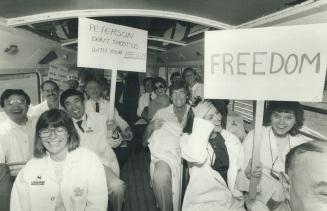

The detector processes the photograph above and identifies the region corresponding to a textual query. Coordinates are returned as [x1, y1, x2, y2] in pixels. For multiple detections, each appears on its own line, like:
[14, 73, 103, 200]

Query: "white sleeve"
[113, 107, 129, 130]
[85, 153, 108, 211]
[181, 118, 214, 164]
[10, 167, 31, 211]
[237, 130, 255, 192]
[0, 142, 5, 163]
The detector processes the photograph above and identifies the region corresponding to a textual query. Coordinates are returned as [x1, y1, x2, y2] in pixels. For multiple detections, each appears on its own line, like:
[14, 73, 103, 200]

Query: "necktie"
[95, 102, 100, 113]
[149, 93, 152, 102]
[76, 120, 84, 133]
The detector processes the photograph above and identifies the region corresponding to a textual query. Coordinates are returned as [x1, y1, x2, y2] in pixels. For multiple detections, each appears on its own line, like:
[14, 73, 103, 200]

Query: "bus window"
[0, 72, 41, 108]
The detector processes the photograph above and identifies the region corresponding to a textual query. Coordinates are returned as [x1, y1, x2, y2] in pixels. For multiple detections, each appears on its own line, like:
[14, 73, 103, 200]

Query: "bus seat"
[0, 163, 12, 211]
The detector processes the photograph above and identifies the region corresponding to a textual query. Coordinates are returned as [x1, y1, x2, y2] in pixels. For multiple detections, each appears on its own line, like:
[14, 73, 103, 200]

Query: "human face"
[144, 80, 153, 93]
[171, 75, 181, 84]
[3, 94, 28, 125]
[42, 82, 59, 103]
[40, 126, 68, 161]
[270, 111, 296, 137]
[184, 70, 196, 87]
[64, 95, 85, 120]
[288, 151, 327, 211]
[171, 88, 187, 108]
[86, 81, 101, 101]
[154, 82, 166, 96]
[205, 109, 223, 133]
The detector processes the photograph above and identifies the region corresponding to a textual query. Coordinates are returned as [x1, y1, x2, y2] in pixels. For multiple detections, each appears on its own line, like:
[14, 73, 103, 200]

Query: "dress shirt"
[0, 117, 36, 176]
[72, 113, 120, 176]
[85, 98, 129, 130]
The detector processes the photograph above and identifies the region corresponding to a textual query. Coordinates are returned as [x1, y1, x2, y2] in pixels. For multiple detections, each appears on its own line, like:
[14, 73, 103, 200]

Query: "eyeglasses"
[270, 157, 280, 181]
[154, 84, 164, 90]
[39, 127, 67, 138]
[4, 99, 26, 106]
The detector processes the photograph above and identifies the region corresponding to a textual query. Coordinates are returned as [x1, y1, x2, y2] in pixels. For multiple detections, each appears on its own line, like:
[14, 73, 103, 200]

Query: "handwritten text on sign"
[204, 23, 327, 102]
[78, 18, 147, 72]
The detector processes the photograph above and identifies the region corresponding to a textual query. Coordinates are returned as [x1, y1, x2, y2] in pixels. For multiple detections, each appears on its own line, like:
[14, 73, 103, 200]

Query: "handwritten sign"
[48, 64, 78, 92]
[78, 18, 148, 72]
[204, 23, 327, 102]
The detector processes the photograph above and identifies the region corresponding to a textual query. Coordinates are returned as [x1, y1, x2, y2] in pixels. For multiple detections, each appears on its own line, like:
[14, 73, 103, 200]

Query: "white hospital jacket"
[238, 126, 308, 203]
[10, 147, 108, 211]
[181, 118, 245, 211]
[73, 112, 120, 176]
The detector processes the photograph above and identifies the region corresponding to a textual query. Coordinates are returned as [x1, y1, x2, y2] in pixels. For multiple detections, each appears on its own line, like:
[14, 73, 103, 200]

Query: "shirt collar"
[72, 113, 87, 123]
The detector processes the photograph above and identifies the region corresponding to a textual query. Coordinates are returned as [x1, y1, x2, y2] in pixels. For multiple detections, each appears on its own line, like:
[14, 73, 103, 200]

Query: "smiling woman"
[10, 109, 109, 211]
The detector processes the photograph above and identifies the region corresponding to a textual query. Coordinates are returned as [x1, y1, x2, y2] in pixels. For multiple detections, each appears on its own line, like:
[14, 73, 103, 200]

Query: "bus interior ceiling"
[0, 1, 327, 132]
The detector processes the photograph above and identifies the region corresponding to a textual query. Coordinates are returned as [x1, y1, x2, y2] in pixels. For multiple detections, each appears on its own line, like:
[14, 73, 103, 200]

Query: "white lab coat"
[238, 126, 308, 205]
[10, 147, 108, 211]
[181, 118, 245, 211]
[148, 121, 183, 211]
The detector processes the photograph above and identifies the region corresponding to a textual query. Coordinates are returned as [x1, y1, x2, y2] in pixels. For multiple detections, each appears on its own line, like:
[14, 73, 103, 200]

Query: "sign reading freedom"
[204, 23, 327, 102]
[78, 18, 148, 72]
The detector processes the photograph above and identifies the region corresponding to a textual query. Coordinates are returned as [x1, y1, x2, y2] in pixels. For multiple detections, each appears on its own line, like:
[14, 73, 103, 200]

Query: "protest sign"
[204, 23, 327, 102]
[78, 17, 147, 72]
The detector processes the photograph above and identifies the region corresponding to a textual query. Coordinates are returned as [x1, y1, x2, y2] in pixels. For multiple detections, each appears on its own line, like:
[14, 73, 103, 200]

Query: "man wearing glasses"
[0, 89, 36, 176]
[0, 89, 36, 211]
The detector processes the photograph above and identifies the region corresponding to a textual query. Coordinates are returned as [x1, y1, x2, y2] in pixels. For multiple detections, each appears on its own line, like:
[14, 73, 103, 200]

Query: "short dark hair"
[264, 101, 304, 136]
[60, 89, 84, 108]
[34, 109, 80, 158]
[143, 77, 154, 86]
[182, 67, 197, 79]
[153, 77, 167, 88]
[209, 99, 230, 129]
[0, 89, 31, 107]
[285, 141, 327, 174]
[170, 72, 181, 82]
[169, 79, 190, 98]
[41, 80, 59, 91]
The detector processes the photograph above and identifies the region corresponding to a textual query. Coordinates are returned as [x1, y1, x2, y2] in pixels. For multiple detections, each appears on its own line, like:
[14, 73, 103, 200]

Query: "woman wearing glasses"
[239, 101, 308, 211]
[148, 77, 170, 120]
[10, 109, 108, 211]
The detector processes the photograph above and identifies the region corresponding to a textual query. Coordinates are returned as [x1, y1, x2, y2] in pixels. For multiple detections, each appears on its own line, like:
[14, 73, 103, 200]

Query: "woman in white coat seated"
[10, 109, 108, 211]
[238, 101, 308, 211]
[181, 101, 245, 211]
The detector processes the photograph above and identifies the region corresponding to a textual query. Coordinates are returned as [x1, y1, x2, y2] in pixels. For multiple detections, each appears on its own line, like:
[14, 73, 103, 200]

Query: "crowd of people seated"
[0, 67, 326, 211]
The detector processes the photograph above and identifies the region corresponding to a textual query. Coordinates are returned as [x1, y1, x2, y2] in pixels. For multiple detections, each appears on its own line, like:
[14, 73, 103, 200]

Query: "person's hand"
[141, 107, 149, 120]
[150, 119, 164, 131]
[106, 120, 118, 131]
[192, 101, 216, 120]
[245, 158, 262, 179]
[122, 127, 133, 140]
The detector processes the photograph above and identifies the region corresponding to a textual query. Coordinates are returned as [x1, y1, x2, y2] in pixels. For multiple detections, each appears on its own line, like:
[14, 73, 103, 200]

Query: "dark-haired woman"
[238, 101, 308, 211]
[11, 109, 108, 211]
[180, 101, 245, 211]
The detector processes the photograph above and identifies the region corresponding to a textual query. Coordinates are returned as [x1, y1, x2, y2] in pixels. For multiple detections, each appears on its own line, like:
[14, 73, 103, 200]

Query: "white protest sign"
[78, 18, 148, 72]
[204, 23, 327, 102]
[48, 64, 70, 92]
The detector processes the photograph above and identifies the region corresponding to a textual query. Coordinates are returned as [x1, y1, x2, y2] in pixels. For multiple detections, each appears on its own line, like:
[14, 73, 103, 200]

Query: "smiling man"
[0, 89, 36, 176]
[28, 80, 60, 118]
[145, 79, 192, 211]
[60, 88, 126, 211]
